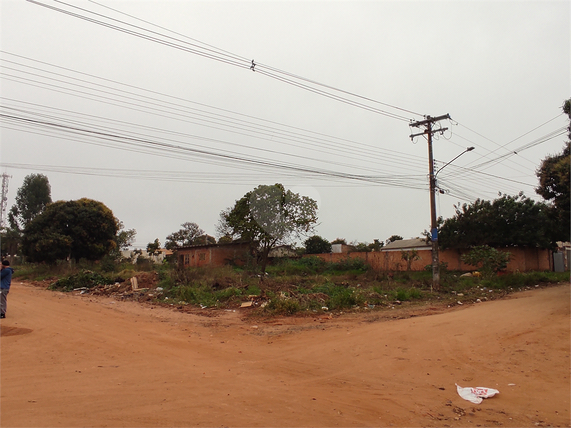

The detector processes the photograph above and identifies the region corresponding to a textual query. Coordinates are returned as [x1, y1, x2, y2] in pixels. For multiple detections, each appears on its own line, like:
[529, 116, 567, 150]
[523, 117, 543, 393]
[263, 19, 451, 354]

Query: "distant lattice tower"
[0, 173, 11, 228]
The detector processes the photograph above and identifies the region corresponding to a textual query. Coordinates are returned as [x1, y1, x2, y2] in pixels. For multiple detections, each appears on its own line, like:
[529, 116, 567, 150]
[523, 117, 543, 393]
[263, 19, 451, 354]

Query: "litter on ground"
[456, 383, 499, 404]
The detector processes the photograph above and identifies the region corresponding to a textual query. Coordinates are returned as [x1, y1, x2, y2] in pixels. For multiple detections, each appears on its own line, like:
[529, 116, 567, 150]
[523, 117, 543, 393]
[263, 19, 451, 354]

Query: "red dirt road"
[1, 281, 569, 427]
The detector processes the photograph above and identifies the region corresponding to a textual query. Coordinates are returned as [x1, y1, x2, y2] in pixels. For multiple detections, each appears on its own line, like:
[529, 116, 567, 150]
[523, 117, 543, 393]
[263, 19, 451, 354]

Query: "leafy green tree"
[370, 239, 384, 251]
[164, 222, 205, 250]
[217, 183, 318, 272]
[386, 235, 403, 245]
[304, 235, 332, 254]
[461, 245, 511, 279]
[535, 100, 570, 240]
[401, 249, 420, 271]
[107, 220, 136, 260]
[0, 227, 20, 258]
[146, 238, 161, 256]
[5, 174, 52, 255]
[534, 98, 571, 240]
[8, 173, 52, 231]
[331, 238, 347, 245]
[22, 198, 118, 263]
[193, 234, 216, 245]
[439, 193, 556, 249]
[217, 235, 233, 244]
[351, 241, 372, 252]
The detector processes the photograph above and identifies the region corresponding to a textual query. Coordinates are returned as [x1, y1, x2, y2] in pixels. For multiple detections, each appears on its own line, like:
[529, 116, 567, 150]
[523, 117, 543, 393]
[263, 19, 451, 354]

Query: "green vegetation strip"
[12, 258, 569, 316]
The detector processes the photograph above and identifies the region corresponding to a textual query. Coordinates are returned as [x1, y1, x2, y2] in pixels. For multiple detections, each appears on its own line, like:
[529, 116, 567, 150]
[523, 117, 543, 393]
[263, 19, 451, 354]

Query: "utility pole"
[409, 114, 450, 290]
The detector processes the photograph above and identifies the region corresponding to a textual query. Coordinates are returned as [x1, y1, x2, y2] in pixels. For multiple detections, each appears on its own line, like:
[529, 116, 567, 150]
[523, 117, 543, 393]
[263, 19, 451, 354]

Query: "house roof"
[383, 238, 430, 251]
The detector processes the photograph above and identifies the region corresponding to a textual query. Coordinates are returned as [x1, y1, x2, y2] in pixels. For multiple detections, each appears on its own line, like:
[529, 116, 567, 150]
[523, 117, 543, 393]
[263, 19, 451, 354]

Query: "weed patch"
[49, 270, 114, 292]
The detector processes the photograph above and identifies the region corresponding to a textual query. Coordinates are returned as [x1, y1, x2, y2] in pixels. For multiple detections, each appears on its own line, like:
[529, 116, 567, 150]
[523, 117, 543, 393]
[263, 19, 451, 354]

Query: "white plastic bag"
[456, 383, 499, 404]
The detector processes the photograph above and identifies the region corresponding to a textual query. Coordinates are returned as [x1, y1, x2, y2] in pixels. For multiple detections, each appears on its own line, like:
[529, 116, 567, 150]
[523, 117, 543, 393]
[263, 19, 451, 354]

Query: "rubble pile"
[76, 271, 162, 302]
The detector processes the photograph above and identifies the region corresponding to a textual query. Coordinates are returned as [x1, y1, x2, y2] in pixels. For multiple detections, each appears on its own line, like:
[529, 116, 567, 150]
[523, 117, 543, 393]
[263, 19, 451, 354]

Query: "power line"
[0, 52, 429, 172]
[26, 0, 421, 122]
[1, 112, 431, 189]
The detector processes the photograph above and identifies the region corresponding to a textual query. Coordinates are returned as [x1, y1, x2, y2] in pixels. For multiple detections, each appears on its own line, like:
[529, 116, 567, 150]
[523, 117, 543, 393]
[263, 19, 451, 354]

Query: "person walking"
[1, 260, 14, 319]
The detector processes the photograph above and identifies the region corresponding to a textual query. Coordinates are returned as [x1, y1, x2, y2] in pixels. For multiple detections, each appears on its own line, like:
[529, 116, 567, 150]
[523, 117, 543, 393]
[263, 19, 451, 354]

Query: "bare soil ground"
[1, 280, 569, 427]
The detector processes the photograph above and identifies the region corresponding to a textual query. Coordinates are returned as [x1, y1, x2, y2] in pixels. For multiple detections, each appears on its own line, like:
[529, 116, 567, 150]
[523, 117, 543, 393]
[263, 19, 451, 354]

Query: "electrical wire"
[0, 52, 429, 173]
[26, 0, 422, 122]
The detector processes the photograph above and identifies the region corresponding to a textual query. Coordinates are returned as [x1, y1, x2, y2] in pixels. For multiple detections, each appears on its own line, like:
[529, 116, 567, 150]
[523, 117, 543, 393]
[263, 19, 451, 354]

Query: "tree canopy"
[535, 98, 570, 240]
[8, 173, 52, 232]
[108, 220, 136, 260]
[218, 183, 318, 271]
[146, 238, 161, 256]
[22, 198, 119, 263]
[331, 238, 347, 245]
[386, 235, 403, 245]
[304, 235, 332, 254]
[164, 222, 205, 250]
[439, 193, 556, 249]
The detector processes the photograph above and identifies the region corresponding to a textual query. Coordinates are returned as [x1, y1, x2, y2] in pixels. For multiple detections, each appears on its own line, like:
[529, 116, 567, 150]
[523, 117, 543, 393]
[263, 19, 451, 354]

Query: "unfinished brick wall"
[176, 243, 250, 268]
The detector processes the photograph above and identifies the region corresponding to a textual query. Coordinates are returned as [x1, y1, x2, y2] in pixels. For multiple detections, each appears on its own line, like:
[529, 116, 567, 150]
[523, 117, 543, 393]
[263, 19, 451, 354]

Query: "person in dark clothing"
[1, 260, 14, 319]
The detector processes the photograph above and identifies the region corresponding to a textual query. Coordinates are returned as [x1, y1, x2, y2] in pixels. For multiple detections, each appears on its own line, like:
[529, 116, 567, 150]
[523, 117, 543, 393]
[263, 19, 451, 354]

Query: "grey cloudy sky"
[1, 0, 569, 249]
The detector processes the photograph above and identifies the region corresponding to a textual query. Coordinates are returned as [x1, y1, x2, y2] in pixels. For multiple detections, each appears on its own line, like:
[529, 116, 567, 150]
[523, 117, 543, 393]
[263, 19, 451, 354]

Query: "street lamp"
[435, 146, 475, 178]
[429, 146, 475, 290]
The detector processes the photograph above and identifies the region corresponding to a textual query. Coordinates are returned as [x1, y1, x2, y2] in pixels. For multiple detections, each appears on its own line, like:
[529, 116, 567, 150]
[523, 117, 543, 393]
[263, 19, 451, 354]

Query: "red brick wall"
[177, 243, 250, 268]
[304, 247, 552, 272]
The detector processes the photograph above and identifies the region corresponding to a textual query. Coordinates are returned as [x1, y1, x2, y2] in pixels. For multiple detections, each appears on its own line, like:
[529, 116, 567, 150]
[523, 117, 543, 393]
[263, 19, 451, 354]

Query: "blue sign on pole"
[431, 228, 438, 242]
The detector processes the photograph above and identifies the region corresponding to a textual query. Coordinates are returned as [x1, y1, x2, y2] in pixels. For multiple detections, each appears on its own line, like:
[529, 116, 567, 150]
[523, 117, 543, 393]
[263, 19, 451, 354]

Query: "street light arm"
[435, 147, 474, 178]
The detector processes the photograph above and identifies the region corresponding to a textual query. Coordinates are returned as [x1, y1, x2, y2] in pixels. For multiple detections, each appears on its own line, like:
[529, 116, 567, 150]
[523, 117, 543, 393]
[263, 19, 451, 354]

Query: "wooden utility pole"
[409, 114, 450, 290]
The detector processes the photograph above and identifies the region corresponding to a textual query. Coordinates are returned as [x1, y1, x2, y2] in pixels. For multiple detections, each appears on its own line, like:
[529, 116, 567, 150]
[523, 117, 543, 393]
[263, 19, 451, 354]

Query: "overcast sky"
[1, 0, 569, 249]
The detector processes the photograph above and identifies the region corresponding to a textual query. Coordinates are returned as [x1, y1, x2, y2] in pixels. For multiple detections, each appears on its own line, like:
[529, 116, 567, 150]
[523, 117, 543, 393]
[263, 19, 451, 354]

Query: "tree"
[5, 174, 52, 256]
[164, 222, 205, 250]
[304, 235, 331, 254]
[8, 173, 52, 232]
[461, 245, 511, 279]
[351, 241, 372, 252]
[217, 183, 318, 272]
[535, 99, 570, 240]
[146, 238, 161, 256]
[370, 239, 384, 251]
[386, 235, 403, 245]
[193, 234, 216, 245]
[331, 238, 347, 245]
[217, 235, 233, 244]
[439, 193, 556, 249]
[401, 249, 420, 271]
[108, 220, 136, 260]
[21, 198, 118, 263]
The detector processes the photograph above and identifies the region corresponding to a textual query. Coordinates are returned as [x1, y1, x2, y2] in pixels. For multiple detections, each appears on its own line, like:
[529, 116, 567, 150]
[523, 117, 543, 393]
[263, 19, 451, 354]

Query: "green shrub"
[99, 255, 117, 273]
[266, 297, 301, 315]
[327, 288, 362, 309]
[49, 270, 114, 291]
[328, 257, 369, 273]
[245, 284, 262, 295]
[491, 271, 568, 289]
[172, 285, 216, 307]
[395, 287, 422, 301]
[461, 246, 510, 279]
[267, 257, 328, 275]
